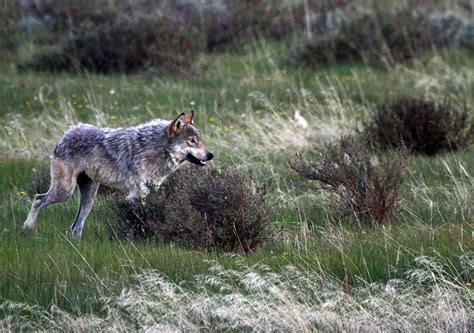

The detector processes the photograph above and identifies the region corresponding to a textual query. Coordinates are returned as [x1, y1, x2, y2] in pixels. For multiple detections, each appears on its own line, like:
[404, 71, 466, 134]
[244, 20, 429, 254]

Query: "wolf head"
[165, 111, 214, 166]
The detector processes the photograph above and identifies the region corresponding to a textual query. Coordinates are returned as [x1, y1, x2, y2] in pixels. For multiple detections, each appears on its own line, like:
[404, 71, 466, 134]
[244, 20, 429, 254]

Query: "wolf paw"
[71, 228, 83, 241]
[20, 223, 35, 235]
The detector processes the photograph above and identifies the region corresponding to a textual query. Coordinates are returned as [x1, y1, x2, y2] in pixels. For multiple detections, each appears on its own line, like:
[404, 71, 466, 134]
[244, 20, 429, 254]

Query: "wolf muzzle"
[187, 151, 214, 166]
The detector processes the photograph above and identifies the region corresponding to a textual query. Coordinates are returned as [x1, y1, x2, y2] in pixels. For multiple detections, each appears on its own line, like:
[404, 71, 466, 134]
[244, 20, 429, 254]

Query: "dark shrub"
[23, 14, 204, 73]
[292, 10, 434, 67]
[427, 13, 464, 47]
[365, 97, 473, 155]
[105, 167, 273, 252]
[0, 2, 21, 50]
[19, 46, 71, 72]
[456, 23, 474, 50]
[291, 33, 358, 66]
[291, 136, 407, 225]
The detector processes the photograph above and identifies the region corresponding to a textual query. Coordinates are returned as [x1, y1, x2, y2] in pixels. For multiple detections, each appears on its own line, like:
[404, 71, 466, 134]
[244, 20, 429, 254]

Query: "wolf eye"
[187, 138, 196, 145]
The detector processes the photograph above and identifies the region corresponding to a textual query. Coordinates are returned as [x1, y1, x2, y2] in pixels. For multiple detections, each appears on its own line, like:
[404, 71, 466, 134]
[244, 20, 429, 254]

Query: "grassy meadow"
[0, 17, 473, 331]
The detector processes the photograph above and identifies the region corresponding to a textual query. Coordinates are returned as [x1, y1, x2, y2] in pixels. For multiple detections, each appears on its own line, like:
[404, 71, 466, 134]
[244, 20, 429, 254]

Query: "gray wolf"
[22, 111, 213, 239]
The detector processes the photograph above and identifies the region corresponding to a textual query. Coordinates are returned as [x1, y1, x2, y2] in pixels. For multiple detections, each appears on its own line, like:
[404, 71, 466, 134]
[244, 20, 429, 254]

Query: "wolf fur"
[22, 111, 213, 239]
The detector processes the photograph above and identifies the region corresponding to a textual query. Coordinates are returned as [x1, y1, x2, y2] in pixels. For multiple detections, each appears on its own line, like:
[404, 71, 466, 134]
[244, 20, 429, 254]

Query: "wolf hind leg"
[71, 172, 99, 240]
[23, 159, 77, 231]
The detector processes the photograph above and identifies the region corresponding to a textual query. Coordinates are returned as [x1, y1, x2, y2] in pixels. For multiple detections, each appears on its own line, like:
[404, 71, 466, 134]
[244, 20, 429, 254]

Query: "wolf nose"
[207, 151, 214, 161]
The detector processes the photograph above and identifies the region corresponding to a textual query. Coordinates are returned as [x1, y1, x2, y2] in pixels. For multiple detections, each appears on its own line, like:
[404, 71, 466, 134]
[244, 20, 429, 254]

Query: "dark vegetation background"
[7, 0, 474, 73]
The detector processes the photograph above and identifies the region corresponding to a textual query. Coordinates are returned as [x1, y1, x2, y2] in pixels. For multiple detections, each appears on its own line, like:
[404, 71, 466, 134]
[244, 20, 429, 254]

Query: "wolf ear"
[166, 112, 185, 136]
[183, 110, 194, 124]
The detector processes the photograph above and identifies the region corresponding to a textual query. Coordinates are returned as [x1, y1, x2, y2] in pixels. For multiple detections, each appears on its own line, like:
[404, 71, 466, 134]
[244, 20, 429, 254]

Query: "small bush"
[291, 136, 407, 225]
[292, 10, 434, 67]
[105, 167, 273, 252]
[23, 14, 204, 73]
[365, 97, 473, 155]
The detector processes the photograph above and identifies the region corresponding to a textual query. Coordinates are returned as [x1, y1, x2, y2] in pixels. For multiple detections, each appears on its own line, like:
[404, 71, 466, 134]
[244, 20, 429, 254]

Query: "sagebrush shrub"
[365, 97, 473, 155]
[291, 136, 407, 225]
[23, 14, 204, 73]
[105, 167, 273, 252]
[292, 10, 434, 67]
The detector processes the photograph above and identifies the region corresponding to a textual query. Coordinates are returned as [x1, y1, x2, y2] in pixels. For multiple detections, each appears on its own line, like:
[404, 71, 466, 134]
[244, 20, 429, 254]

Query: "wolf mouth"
[187, 153, 207, 166]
